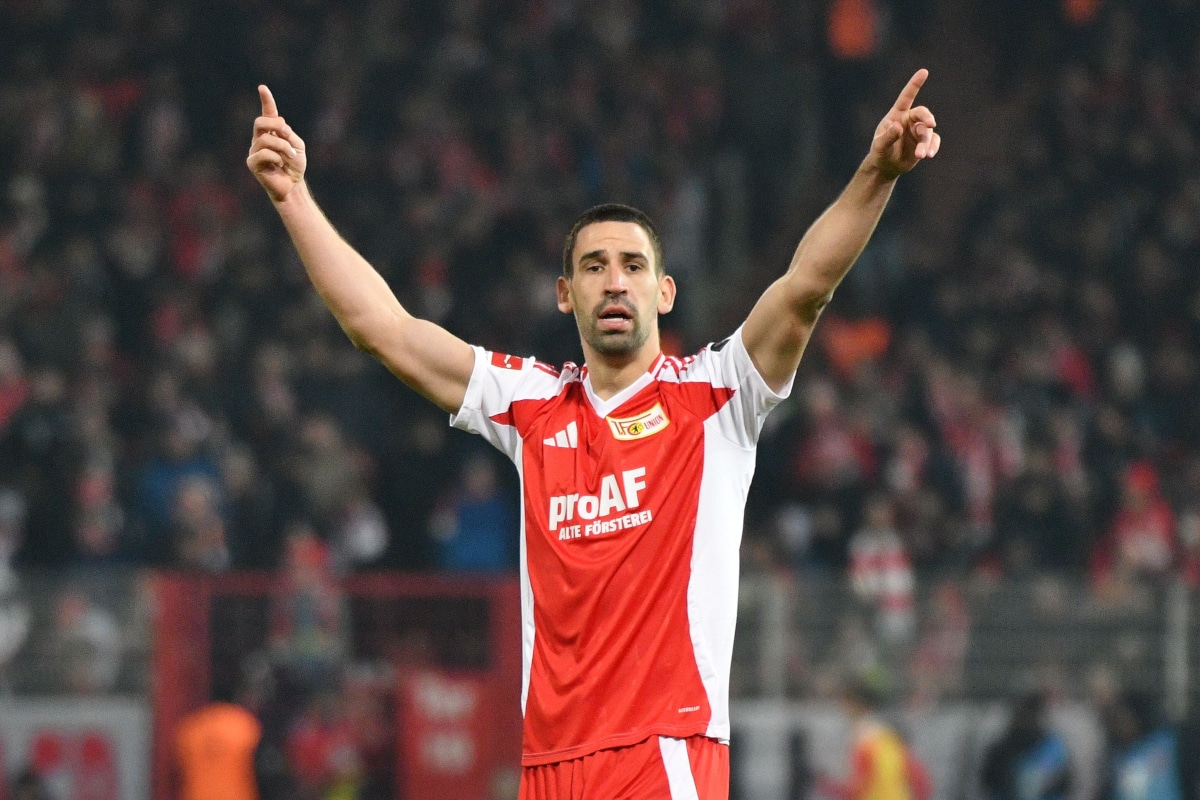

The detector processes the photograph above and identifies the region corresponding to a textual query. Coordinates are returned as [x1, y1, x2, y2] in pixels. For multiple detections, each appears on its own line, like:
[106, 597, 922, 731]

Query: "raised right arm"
[246, 85, 474, 413]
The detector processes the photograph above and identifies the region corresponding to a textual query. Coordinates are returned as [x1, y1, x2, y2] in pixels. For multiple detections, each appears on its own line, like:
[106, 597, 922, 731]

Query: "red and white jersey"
[450, 326, 793, 766]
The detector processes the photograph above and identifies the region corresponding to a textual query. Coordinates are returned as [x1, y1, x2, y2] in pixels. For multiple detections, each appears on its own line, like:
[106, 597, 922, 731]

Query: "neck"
[582, 334, 662, 400]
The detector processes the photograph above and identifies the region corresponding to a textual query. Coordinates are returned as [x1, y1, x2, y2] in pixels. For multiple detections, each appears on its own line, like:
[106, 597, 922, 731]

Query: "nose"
[603, 266, 628, 294]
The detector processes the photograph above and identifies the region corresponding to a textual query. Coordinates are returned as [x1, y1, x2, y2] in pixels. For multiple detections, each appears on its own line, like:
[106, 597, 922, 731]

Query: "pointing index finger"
[258, 85, 278, 118]
[891, 69, 929, 113]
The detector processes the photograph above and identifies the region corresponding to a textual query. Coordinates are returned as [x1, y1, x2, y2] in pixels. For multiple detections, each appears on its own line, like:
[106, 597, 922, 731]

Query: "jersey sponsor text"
[548, 467, 646, 532]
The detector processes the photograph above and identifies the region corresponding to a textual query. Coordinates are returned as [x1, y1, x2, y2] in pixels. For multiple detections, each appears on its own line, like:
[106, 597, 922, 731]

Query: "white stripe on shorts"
[658, 736, 701, 800]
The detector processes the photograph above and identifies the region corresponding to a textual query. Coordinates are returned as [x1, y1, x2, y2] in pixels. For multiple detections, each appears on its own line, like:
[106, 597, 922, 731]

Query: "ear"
[657, 275, 676, 315]
[556, 275, 573, 314]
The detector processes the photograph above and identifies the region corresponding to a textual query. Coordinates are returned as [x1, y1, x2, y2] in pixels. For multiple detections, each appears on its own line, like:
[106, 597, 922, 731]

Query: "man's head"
[1106, 692, 1157, 747]
[841, 677, 883, 719]
[558, 204, 675, 360]
[561, 204, 664, 279]
[1009, 692, 1047, 740]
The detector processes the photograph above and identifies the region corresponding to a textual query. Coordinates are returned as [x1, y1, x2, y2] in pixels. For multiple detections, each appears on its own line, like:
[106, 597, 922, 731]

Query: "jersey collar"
[581, 353, 666, 418]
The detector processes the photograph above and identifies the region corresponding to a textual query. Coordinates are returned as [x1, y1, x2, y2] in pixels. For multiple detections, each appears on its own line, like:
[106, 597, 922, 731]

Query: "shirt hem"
[520, 722, 712, 767]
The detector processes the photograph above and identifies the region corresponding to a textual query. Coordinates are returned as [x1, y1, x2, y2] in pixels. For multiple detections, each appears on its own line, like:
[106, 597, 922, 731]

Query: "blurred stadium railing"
[734, 573, 1189, 703]
[731, 572, 1196, 800]
[0, 570, 1195, 799]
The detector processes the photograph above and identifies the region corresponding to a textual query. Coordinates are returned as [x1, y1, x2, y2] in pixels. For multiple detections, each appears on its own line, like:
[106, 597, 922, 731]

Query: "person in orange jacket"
[176, 688, 263, 800]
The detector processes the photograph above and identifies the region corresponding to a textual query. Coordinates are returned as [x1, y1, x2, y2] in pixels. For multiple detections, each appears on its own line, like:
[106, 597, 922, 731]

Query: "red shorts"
[519, 735, 729, 800]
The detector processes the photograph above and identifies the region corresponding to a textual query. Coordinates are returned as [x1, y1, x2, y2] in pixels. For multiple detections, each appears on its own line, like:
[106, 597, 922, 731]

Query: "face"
[558, 221, 675, 358]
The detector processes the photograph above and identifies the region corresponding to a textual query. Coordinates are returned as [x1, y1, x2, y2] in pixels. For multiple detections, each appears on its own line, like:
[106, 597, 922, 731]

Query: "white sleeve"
[686, 324, 795, 448]
[449, 347, 559, 462]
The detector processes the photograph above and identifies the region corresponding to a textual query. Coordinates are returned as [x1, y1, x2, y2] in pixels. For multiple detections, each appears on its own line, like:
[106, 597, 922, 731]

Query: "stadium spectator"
[175, 695, 262, 800]
[908, 583, 970, 706]
[6, 768, 51, 800]
[1101, 693, 1184, 800]
[169, 473, 231, 572]
[269, 525, 347, 688]
[848, 494, 915, 645]
[980, 693, 1073, 800]
[992, 445, 1087, 573]
[134, 406, 222, 564]
[0, 486, 26, 595]
[46, 590, 121, 695]
[429, 451, 517, 573]
[817, 680, 932, 800]
[284, 692, 362, 800]
[1092, 462, 1177, 585]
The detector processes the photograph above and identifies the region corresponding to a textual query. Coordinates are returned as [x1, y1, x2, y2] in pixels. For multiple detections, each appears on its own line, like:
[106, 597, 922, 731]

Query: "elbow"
[339, 306, 405, 358]
[787, 282, 835, 324]
[341, 321, 377, 354]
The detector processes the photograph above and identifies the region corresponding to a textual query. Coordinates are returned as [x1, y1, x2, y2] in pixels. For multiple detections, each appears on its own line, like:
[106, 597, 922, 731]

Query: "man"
[1102, 693, 1183, 800]
[248, 69, 938, 800]
[981, 693, 1072, 800]
[175, 692, 262, 800]
[818, 681, 932, 800]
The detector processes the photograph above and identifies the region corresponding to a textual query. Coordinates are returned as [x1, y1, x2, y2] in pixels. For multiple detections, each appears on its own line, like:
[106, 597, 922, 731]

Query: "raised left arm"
[742, 69, 940, 392]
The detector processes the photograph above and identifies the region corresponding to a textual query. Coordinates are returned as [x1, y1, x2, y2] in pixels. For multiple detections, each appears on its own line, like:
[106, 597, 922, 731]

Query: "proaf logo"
[607, 403, 669, 441]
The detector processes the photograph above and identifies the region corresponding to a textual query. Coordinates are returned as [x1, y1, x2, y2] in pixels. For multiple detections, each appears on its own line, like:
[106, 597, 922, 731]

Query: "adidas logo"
[543, 421, 578, 448]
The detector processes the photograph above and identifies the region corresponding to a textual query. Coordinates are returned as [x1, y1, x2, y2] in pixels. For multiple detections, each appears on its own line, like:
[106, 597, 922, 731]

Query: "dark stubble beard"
[577, 297, 650, 357]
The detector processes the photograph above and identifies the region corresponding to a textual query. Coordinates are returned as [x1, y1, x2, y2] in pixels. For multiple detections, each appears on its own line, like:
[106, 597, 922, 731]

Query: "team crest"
[607, 404, 670, 441]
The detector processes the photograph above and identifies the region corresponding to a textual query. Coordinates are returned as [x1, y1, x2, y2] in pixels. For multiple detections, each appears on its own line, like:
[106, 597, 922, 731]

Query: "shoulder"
[653, 339, 729, 384]
[473, 348, 582, 399]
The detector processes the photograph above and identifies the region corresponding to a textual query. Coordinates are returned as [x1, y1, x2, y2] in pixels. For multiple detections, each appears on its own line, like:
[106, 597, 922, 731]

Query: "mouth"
[597, 304, 634, 332]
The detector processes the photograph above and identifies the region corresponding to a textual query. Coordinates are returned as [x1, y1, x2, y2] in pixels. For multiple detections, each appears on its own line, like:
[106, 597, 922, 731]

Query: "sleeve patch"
[490, 352, 525, 370]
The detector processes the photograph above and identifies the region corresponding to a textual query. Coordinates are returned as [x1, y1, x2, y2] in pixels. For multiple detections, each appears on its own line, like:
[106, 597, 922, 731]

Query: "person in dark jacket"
[981, 693, 1072, 800]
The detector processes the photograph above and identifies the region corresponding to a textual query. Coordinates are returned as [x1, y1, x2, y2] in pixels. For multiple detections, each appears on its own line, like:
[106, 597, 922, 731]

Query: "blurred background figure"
[1102, 693, 1183, 800]
[175, 689, 262, 800]
[7, 768, 51, 800]
[48, 589, 120, 695]
[1091, 462, 1177, 587]
[0, 486, 30, 689]
[848, 494, 915, 647]
[981, 693, 1072, 800]
[430, 452, 516, 573]
[817, 681, 931, 800]
[269, 524, 346, 691]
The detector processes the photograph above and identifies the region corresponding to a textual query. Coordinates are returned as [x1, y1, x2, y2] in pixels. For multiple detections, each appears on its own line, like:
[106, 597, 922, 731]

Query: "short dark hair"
[562, 203, 664, 277]
[844, 677, 884, 710]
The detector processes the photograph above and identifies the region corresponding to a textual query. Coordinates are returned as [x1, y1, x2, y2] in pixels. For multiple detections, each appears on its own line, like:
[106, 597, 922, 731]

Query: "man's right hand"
[247, 85, 307, 203]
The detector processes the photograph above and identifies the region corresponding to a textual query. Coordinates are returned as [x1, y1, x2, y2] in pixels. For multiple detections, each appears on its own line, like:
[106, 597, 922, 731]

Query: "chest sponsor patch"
[606, 403, 670, 441]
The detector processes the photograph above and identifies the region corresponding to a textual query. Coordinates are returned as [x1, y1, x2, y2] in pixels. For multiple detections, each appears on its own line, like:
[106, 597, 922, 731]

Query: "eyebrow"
[577, 250, 650, 264]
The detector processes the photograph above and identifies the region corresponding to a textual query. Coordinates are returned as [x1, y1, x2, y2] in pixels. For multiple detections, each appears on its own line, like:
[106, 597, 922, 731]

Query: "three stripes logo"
[543, 421, 578, 448]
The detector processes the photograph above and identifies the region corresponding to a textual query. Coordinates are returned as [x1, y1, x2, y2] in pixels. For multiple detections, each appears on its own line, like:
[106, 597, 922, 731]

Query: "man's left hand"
[869, 69, 940, 180]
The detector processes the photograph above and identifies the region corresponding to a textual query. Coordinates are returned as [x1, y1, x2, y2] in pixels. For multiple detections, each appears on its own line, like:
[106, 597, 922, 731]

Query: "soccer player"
[247, 69, 939, 800]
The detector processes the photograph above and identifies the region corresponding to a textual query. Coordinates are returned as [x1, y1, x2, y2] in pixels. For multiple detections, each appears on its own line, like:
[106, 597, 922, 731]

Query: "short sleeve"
[450, 347, 562, 462]
[686, 324, 794, 448]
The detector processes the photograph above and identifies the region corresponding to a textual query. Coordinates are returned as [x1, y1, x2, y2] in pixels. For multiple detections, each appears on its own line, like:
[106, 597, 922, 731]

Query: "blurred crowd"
[0, 0, 1199, 604]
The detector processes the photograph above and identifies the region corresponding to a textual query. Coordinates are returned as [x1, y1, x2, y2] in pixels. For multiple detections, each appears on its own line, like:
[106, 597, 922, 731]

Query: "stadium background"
[2, 0, 1200, 797]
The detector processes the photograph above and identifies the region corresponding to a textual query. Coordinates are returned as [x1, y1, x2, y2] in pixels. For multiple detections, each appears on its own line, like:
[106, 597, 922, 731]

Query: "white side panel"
[515, 446, 536, 715]
[659, 736, 701, 800]
[688, 420, 757, 742]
